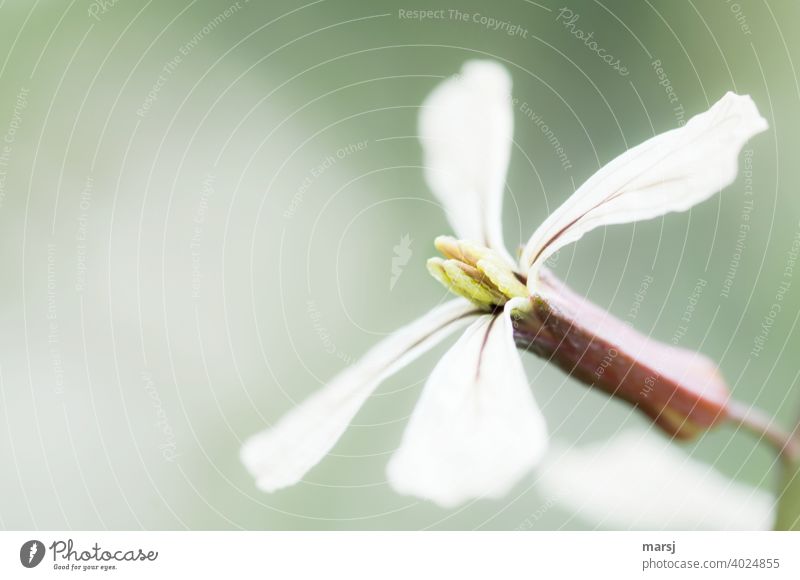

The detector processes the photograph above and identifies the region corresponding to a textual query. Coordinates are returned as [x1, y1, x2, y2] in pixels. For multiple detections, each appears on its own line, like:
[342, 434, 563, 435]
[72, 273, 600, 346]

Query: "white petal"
[522, 92, 768, 282]
[387, 298, 548, 508]
[241, 299, 479, 492]
[420, 60, 514, 261]
[538, 430, 774, 530]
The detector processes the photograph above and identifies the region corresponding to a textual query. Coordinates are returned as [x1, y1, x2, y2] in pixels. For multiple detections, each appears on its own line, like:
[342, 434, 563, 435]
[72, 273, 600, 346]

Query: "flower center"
[427, 236, 529, 310]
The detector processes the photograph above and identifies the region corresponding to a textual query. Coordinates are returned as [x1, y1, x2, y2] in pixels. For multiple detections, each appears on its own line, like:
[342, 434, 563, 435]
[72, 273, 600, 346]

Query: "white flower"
[241, 60, 767, 508]
[538, 430, 774, 530]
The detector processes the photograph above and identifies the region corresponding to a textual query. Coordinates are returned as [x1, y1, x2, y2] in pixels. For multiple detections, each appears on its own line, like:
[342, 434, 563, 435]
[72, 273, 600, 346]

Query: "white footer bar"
[1, 531, 798, 579]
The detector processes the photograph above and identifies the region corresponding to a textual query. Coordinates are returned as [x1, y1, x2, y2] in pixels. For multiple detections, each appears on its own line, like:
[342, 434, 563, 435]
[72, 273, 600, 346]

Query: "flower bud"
[427, 257, 504, 310]
[428, 237, 531, 310]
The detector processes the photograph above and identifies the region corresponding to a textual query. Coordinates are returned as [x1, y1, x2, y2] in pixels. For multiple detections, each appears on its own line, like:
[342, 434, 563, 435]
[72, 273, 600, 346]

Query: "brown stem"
[514, 270, 729, 439]
[515, 269, 798, 466]
[726, 400, 800, 466]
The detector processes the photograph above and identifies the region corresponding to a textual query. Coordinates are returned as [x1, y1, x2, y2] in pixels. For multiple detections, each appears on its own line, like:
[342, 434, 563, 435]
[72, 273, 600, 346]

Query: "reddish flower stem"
[726, 400, 799, 466]
[513, 271, 729, 439]
[513, 269, 794, 464]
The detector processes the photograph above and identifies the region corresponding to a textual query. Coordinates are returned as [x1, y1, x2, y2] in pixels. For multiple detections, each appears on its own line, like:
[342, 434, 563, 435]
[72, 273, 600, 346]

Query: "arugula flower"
[241, 60, 767, 508]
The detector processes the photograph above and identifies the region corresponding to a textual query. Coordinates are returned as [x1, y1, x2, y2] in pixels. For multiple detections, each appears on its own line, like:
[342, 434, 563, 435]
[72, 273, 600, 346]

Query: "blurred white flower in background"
[241, 60, 767, 511]
[539, 430, 774, 530]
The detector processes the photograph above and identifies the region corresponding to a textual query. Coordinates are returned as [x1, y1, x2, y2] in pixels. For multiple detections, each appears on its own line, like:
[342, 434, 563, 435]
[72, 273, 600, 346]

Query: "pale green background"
[0, 0, 798, 529]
